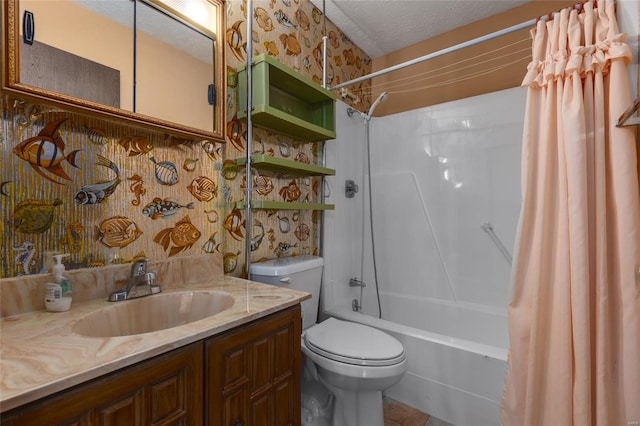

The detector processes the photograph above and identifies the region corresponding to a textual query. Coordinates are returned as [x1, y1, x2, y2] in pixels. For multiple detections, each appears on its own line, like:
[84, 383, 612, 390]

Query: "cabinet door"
[1, 343, 203, 426]
[206, 305, 302, 426]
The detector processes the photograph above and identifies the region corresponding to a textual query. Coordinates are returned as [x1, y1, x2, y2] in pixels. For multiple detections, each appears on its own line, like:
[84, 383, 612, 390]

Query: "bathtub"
[325, 293, 508, 426]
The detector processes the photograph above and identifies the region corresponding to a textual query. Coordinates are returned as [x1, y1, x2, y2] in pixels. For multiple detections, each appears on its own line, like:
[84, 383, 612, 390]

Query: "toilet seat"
[304, 318, 406, 367]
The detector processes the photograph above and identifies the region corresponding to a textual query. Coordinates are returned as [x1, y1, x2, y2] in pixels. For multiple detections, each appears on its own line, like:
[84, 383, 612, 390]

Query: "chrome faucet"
[109, 259, 161, 302]
[349, 278, 366, 287]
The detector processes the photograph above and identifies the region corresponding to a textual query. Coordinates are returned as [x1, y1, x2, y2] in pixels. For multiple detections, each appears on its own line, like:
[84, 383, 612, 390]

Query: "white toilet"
[250, 256, 407, 426]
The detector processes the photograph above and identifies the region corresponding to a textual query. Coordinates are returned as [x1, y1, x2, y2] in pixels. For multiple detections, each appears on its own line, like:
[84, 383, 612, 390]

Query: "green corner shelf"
[238, 201, 335, 210]
[238, 54, 337, 142]
[235, 154, 336, 177]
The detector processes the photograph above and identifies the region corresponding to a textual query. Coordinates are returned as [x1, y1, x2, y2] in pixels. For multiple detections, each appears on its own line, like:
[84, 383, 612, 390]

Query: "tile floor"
[383, 398, 455, 426]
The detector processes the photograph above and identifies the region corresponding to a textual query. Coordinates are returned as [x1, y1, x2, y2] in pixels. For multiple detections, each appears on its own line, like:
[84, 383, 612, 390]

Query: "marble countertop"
[0, 276, 310, 413]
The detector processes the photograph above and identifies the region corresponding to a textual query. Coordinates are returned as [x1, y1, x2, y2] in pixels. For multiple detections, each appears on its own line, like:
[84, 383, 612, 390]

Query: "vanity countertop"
[0, 276, 310, 413]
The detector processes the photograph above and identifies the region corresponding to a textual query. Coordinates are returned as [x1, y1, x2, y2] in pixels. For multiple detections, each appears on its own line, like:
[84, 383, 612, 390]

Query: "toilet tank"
[250, 256, 323, 330]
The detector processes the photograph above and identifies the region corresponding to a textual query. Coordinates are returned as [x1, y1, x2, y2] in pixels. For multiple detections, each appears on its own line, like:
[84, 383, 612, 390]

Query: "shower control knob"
[345, 180, 358, 198]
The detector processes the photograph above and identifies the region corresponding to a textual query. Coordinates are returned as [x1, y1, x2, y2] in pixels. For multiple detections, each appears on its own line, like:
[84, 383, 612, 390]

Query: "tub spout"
[349, 278, 365, 287]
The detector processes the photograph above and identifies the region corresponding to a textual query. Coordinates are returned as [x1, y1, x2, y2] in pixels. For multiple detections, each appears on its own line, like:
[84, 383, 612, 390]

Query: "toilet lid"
[304, 318, 405, 366]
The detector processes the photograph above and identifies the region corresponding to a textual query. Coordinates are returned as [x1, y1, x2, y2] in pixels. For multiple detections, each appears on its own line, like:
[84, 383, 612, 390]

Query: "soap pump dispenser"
[45, 254, 72, 312]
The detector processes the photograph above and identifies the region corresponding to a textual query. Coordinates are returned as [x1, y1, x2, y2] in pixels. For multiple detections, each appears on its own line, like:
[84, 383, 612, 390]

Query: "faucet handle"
[130, 259, 147, 277]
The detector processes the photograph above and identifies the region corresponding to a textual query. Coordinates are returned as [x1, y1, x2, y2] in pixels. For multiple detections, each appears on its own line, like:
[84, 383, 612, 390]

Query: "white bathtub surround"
[323, 88, 524, 425]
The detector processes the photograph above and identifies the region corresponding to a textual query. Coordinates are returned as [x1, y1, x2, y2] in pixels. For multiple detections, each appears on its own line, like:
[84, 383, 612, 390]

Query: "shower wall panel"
[324, 87, 526, 313]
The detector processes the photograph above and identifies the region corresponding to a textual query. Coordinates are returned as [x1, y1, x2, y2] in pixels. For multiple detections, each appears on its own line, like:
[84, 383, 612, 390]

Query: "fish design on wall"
[12, 118, 81, 184]
[279, 179, 301, 202]
[227, 20, 246, 61]
[13, 198, 62, 234]
[295, 152, 310, 164]
[153, 215, 202, 257]
[222, 160, 239, 180]
[202, 232, 222, 254]
[127, 174, 146, 206]
[187, 176, 218, 202]
[251, 220, 265, 251]
[254, 175, 275, 196]
[294, 223, 310, 241]
[74, 155, 121, 205]
[224, 205, 245, 241]
[118, 136, 153, 156]
[94, 216, 143, 248]
[277, 215, 290, 233]
[223, 251, 241, 273]
[343, 48, 356, 65]
[226, 114, 246, 151]
[164, 135, 194, 151]
[274, 9, 296, 28]
[183, 158, 199, 172]
[83, 125, 110, 145]
[311, 7, 322, 24]
[295, 8, 311, 31]
[142, 197, 195, 220]
[14, 241, 37, 275]
[204, 209, 219, 223]
[0, 0, 373, 279]
[329, 31, 340, 49]
[279, 33, 302, 56]
[254, 7, 274, 31]
[279, 141, 291, 157]
[60, 221, 85, 253]
[202, 141, 222, 161]
[274, 241, 297, 257]
[150, 157, 179, 185]
[264, 40, 279, 56]
[312, 41, 325, 68]
[0, 181, 12, 197]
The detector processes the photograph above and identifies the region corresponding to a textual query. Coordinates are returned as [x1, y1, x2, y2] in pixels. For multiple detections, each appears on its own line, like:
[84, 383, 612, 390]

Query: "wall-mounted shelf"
[235, 154, 335, 177]
[238, 201, 334, 210]
[238, 54, 336, 142]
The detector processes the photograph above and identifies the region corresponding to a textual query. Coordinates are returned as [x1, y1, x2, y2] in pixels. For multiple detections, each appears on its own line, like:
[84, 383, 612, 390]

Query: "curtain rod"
[329, 1, 590, 92]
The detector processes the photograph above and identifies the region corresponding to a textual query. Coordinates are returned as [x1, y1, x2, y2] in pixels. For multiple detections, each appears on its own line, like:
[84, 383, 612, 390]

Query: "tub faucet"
[349, 278, 365, 287]
[108, 259, 161, 302]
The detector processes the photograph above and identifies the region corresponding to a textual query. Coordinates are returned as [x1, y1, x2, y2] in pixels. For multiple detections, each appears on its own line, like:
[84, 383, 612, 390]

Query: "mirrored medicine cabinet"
[2, 0, 226, 141]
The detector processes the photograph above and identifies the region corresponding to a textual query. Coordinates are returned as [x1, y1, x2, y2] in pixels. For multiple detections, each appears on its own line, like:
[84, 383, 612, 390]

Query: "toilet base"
[322, 380, 385, 426]
[302, 365, 333, 426]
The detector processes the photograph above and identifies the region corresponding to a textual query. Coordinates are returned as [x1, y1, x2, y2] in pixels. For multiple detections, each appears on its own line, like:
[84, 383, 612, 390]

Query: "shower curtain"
[501, 1, 639, 425]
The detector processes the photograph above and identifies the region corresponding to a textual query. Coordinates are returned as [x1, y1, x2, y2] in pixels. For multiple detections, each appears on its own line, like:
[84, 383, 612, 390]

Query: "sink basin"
[73, 290, 235, 337]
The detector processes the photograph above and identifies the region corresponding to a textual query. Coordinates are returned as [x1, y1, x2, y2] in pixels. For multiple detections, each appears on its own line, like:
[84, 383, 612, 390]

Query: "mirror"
[2, 0, 225, 141]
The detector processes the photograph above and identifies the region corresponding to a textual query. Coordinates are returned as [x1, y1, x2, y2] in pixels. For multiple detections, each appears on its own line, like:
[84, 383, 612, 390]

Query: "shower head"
[365, 91, 389, 120]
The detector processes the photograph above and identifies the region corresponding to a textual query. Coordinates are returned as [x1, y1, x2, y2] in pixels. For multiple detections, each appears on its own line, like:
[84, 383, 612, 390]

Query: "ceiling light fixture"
[153, 0, 216, 35]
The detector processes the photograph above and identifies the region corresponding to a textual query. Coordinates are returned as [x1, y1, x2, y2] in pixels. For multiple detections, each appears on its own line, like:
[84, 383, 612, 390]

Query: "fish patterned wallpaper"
[0, 97, 224, 278]
[222, 0, 371, 277]
[0, 0, 370, 279]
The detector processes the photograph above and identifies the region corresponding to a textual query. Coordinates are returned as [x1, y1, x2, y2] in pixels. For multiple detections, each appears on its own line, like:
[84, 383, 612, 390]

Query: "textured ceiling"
[309, 0, 530, 58]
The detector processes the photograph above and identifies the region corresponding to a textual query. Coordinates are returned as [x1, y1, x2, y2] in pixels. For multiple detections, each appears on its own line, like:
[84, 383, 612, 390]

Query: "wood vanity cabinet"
[0, 342, 204, 425]
[0, 305, 302, 426]
[205, 305, 302, 426]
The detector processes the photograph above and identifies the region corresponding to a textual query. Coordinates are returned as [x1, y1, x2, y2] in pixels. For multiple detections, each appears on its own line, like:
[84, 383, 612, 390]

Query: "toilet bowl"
[303, 317, 407, 426]
[250, 256, 407, 426]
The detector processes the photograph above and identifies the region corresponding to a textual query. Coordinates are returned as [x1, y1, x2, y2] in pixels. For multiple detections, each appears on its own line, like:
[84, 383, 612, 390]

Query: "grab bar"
[481, 222, 513, 265]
